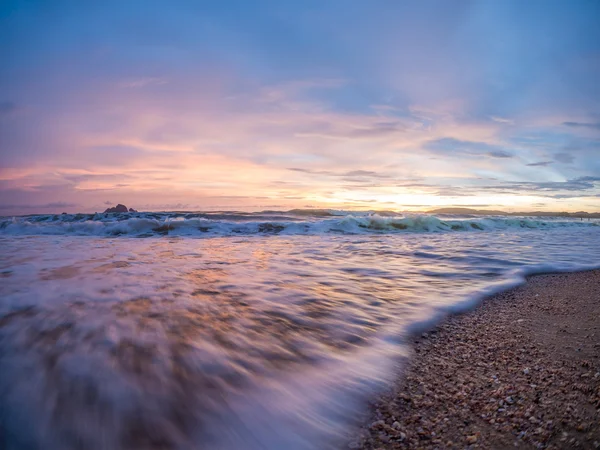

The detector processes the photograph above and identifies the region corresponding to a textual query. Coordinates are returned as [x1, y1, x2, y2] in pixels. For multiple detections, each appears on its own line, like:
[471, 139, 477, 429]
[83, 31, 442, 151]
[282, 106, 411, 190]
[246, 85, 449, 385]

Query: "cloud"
[45, 202, 78, 208]
[425, 138, 514, 159]
[119, 77, 168, 89]
[546, 194, 582, 199]
[135, 203, 193, 210]
[295, 121, 407, 140]
[553, 152, 575, 164]
[563, 121, 600, 130]
[287, 168, 332, 175]
[0, 202, 78, 210]
[343, 170, 391, 178]
[526, 161, 553, 167]
[482, 176, 600, 194]
[490, 116, 513, 124]
[488, 150, 513, 158]
[287, 168, 391, 179]
[379, 176, 600, 201]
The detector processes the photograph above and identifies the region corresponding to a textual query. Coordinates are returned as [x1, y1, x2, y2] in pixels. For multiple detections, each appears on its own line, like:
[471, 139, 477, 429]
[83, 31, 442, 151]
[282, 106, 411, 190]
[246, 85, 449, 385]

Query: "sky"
[1, 0, 600, 215]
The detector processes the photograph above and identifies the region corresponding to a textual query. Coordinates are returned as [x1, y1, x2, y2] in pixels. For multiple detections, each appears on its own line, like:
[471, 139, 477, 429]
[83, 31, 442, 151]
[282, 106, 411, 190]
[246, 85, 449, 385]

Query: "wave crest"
[0, 212, 597, 237]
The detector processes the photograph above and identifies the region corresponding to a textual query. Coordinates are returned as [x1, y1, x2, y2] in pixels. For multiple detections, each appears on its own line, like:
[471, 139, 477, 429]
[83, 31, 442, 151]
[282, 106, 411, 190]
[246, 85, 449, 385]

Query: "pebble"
[370, 420, 385, 429]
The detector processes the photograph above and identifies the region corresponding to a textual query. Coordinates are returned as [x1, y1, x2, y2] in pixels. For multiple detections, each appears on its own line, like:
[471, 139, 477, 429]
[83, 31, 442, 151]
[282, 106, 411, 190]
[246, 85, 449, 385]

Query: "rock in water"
[104, 204, 129, 213]
[128, 207, 137, 213]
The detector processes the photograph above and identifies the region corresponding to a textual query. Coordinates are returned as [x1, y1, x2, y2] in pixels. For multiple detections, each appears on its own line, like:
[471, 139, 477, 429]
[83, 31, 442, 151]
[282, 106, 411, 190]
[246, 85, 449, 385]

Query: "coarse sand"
[351, 270, 600, 449]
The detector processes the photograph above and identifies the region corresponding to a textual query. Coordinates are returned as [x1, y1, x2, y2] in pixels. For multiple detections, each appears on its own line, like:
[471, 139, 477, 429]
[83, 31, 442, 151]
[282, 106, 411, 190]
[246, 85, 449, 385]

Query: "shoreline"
[350, 269, 600, 449]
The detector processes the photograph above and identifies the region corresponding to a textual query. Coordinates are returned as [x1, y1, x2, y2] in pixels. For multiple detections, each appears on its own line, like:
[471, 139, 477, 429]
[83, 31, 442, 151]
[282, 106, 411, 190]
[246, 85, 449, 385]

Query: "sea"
[1, 210, 599, 449]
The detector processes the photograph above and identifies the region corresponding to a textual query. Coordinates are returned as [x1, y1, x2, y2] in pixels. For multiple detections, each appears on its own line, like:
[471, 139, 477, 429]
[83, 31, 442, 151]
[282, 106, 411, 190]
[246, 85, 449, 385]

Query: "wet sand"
[352, 270, 600, 449]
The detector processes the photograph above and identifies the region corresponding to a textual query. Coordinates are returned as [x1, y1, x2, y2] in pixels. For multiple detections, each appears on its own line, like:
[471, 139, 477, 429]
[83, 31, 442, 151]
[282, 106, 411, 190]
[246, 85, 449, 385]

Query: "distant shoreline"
[2, 207, 600, 220]
[427, 207, 600, 218]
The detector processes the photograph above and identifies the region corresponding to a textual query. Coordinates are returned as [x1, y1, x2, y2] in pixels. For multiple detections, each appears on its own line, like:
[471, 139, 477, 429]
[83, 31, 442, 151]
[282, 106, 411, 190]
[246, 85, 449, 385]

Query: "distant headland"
[103, 204, 137, 213]
[427, 207, 600, 218]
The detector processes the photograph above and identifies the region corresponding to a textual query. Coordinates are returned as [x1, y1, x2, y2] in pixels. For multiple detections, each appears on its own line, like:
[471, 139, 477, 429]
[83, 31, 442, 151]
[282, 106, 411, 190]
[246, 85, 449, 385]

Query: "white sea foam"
[0, 225, 599, 449]
[0, 211, 597, 237]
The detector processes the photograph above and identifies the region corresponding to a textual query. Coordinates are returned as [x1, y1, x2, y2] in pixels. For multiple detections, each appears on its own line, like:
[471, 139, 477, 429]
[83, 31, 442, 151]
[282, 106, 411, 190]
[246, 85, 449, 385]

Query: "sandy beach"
[352, 270, 600, 449]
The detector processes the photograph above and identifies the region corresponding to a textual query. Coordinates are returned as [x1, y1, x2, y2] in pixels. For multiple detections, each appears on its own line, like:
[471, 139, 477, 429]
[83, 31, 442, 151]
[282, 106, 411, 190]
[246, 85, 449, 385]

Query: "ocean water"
[1, 211, 599, 449]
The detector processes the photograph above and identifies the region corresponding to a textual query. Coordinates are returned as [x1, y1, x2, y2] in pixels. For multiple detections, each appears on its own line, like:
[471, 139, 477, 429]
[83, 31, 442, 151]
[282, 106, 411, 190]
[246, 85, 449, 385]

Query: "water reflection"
[0, 229, 599, 449]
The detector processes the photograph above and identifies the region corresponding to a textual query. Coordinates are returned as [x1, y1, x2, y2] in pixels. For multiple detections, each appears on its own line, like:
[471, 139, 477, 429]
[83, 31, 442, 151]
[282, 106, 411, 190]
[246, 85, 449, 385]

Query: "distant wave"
[0, 211, 597, 237]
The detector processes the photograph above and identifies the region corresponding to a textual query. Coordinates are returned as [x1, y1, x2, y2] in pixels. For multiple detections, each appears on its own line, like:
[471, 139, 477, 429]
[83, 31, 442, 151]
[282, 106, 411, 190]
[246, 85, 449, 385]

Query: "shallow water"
[1, 213, 599, 449]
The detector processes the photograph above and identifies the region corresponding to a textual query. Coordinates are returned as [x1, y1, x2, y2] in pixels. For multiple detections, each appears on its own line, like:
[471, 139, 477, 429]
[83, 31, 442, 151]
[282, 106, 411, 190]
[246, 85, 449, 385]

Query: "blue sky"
[1, 0, 599, 213]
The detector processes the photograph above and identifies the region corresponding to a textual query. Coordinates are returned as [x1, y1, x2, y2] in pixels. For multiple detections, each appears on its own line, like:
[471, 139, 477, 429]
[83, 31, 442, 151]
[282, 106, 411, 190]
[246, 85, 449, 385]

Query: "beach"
[352, 270, 600, 449]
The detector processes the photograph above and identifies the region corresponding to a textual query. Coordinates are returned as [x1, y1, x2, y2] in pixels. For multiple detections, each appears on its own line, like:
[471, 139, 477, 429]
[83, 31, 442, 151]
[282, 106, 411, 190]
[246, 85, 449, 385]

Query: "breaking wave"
[0, 211, 597, 237]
